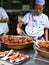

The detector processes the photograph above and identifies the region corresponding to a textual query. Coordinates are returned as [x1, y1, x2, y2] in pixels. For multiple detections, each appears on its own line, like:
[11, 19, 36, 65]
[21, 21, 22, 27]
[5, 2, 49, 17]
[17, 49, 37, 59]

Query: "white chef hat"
[35, 0, 45, 5]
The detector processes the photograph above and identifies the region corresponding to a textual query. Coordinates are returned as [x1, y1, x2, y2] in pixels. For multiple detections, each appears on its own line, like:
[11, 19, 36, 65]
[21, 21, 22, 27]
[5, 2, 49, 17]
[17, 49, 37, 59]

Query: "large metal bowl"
[35, 41, 49, 58]
[1, 35, 34, 49]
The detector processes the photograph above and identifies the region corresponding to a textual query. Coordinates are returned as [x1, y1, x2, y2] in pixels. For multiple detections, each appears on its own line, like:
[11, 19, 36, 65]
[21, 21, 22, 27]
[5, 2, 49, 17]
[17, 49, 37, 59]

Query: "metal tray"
[0, 55, 30, 65]
[0, 50, 30, 65]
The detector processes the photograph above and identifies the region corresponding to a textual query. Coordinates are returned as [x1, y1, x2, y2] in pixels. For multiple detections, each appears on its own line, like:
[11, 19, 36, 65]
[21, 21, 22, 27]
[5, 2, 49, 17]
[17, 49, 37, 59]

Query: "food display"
[38, 41, 49, 52]
[35, 41, 49, 58]
[1, 35, 34, 49]
[0, 49, 29, 64]
[0, 51, 8, 57]
[0, 49, 14, 58]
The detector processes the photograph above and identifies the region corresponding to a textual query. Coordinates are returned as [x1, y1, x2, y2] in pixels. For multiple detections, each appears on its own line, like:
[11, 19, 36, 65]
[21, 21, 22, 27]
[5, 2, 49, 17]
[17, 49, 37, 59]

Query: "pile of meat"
[38, 41, 49, 52]
[1, 35, 33, 44]
[0, 49, 29, 63]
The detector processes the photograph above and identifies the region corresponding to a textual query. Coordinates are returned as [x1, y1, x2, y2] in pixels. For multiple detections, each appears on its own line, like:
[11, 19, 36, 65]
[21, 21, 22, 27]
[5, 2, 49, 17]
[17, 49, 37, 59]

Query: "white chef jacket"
[21, 11, 49, 38]
[0, 7, 9, 35]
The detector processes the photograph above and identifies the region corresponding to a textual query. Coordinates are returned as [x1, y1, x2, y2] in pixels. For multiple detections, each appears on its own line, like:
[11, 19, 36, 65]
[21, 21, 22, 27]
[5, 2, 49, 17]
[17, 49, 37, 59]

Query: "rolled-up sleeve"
[45, 16, 49, 28]
[1, 7, 9, 19]
[21, 13, 30, 24]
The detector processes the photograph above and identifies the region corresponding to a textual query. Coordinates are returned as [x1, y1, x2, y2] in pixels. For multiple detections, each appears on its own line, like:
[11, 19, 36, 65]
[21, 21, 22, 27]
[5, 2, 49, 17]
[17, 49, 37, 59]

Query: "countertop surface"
[0, 43, 49, 65]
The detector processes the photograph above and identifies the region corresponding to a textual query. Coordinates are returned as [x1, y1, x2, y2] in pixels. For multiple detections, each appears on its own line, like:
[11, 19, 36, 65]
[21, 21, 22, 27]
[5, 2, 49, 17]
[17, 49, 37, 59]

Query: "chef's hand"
[17, 27, 24, 35]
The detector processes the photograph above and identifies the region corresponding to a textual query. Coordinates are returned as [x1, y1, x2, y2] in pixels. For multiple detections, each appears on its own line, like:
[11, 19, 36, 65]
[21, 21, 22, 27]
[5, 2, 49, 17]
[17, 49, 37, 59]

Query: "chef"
[0, 7, 9, 35]
[17, 0, 49, 40]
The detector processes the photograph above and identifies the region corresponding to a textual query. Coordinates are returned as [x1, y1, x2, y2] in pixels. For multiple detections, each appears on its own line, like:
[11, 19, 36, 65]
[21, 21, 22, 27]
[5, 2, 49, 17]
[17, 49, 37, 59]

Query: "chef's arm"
[0, 18, 9, 22]
[44, 29, 49, 41]
[16, 21, 24, 35]
[17, 21, 24, 28]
